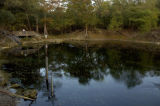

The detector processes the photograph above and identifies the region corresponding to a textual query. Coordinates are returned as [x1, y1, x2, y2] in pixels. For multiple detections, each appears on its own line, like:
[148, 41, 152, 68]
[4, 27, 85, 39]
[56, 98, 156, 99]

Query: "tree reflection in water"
[47, 44, 160, 88]
[1, 43, 160, 104]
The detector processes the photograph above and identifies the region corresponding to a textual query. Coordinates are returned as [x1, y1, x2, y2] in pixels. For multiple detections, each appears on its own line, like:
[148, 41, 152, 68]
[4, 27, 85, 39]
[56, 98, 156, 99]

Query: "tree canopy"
[0, 0, 160, 34]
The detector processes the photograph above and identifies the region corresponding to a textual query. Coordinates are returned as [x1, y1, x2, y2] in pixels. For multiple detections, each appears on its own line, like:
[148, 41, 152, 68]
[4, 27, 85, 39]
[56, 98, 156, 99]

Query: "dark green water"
[1, 43, 160, 106]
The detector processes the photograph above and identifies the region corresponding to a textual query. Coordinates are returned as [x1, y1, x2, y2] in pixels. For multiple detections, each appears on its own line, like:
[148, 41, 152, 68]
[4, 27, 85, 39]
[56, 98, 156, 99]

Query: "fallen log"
[0, 89, 34, 101]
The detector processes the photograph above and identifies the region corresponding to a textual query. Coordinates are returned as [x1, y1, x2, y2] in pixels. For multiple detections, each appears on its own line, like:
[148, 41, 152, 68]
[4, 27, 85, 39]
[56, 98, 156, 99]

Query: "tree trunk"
[85, 24, 88, 38]
[44, 15, 48, 35]
[36, 17, 39, 33]
[26, 13, 31, 31]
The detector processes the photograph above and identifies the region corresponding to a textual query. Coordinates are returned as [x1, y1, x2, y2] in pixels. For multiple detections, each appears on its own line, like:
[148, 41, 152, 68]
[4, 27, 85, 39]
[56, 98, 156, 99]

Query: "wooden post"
[45, 44, 49, 90]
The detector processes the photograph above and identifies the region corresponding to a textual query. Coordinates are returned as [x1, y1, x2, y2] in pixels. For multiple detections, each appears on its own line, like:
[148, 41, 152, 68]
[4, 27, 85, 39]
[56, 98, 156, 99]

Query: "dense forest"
[0, 0, 160, 35]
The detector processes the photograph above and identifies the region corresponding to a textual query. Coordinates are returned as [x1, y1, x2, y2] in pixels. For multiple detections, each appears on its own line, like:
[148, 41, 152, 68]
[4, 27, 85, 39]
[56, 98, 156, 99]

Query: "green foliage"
[95, 1, 110, 29]
[122, 4, 159, 32]
[66, 0, 96, 27]
[108, 11, 123, 31]
[128, 9, 158, 32]
[0, 0, 160, 33]
[107, 0, 159, 32]
[13, 13, 27, 30]
[0, 9, 15, 29]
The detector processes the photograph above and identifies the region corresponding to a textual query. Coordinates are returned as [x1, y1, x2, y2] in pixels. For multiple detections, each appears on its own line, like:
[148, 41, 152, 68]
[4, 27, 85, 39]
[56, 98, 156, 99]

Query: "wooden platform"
[12, 31, 39, 37]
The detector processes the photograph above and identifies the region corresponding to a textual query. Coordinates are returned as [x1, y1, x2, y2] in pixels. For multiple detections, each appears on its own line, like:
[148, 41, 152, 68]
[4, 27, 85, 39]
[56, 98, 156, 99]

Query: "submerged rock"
[16, 88, 24, 95]
[10, 84, 21, 88]
[23, 89, 37, 99]
[16, 88, 38, 100]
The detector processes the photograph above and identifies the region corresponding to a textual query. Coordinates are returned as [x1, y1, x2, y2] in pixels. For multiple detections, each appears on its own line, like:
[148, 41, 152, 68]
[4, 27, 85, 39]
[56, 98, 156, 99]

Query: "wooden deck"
[12, 31, 39, 37]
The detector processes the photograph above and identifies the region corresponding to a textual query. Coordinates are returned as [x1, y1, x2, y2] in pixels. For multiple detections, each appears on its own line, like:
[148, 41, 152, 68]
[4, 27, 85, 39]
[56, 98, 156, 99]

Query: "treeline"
[0, 0, 160, 35]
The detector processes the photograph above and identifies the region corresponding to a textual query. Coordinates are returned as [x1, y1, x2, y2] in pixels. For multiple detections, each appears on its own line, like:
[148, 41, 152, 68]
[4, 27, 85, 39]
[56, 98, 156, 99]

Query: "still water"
[1, 42, 160, 106]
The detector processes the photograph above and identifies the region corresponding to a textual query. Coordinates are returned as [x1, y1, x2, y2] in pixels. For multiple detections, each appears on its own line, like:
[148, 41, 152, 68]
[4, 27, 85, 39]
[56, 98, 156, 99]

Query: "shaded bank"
[16, 29, 160, 47]
[1, 29, 160, 51]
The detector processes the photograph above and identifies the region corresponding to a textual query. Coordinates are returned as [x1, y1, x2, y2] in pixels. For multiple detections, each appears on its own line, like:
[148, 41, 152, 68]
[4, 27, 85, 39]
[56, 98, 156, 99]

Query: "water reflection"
[1, 43, 160, 105]
[1, 43, 160, 87]
[47, 44, 160, 87]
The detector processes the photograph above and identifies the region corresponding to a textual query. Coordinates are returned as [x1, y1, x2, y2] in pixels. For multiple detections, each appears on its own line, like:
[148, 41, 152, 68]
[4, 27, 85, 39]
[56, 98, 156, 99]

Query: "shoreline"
[23, 38, 160, 45]
[1, 38, 160, 51]
[1, 29, 160, 51]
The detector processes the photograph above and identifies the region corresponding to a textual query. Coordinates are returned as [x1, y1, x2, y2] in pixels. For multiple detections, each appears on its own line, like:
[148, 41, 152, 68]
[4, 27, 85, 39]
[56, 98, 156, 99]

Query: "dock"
[12, 31, 39, 38]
